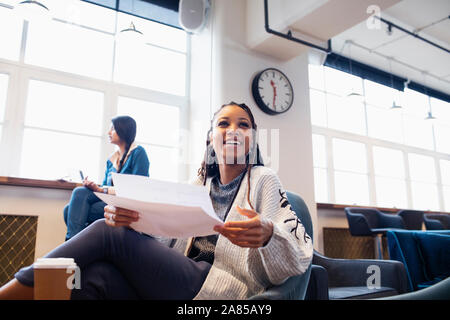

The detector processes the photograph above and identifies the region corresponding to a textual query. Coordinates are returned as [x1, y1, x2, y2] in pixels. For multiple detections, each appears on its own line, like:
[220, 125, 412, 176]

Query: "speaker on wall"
[179, 0, 210, 34]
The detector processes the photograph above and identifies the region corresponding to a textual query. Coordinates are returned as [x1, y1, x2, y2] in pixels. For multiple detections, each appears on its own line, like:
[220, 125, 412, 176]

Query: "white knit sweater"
[170, 166, 313, 300]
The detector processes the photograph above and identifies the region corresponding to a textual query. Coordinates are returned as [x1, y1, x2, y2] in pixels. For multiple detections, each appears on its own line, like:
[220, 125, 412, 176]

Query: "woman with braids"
[0, 102, 312, 300]
[63, 115, 149, 240]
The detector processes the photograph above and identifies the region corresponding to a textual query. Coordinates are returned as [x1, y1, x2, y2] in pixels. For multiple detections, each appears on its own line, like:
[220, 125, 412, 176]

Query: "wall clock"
[251, 68, 294, 115]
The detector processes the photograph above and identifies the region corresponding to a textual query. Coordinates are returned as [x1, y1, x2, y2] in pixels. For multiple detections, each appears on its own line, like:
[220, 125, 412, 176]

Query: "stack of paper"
[95, 173, 223, 238]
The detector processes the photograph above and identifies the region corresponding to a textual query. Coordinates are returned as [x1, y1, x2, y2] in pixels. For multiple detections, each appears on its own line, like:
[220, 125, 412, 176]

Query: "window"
[0, 73, 8, 144]
[114, 42, 186, 96]
[114, 13, 187, 96]
[333, 138, 369, 205]
[117, 97, 180, 182]
[312, 134, 328, 202]
[24, 80, 104, 136]
[440, 160, 450, 211]
[0, 73, 7, 123]
[0, 6, 22, 61]
[327, 94, 366, 135]
[309, 89, 327, 127]
[20, 80, 104, 180]
[25, 20, 115, 80]
[408, 153, 439, 211]
[432, 98, 450, 154]
[308, 63, 450, 211]
[366, 104, 403, 143]
[373, 146, 407, 208]
[0, 1, 189, 182]
[324, 66, 363, 97]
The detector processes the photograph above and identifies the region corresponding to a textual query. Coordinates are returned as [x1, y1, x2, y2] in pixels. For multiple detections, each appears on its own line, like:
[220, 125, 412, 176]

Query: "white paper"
[94, 173, 223, 238]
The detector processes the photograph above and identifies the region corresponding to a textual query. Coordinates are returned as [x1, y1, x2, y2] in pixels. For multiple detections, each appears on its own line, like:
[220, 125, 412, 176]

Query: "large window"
[0, 73, 8, 145]
[309, 64, 450, 211]
[0, 1, 189, 182]
[117, 97, 180, 182]
[441, 160, 450, 211]
[333, 138, 369, 205]
[373, 146, 407, 209]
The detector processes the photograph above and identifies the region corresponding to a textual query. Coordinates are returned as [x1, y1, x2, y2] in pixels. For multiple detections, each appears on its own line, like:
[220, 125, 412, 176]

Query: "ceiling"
[331, 0, 450, 96]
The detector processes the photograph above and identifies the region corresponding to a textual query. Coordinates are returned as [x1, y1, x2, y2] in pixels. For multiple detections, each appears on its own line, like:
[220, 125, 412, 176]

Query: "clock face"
[252, 68, 294, 115]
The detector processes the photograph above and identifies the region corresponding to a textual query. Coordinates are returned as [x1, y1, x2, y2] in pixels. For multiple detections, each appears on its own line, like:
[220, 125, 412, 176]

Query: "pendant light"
[14, 0, 51, 23]
[345, 40, 362, 99]
[116, 0, 144, 45]
[117, 21, 144, 43]
[422, 72, 436, 122]
[388, 57, 402, 111]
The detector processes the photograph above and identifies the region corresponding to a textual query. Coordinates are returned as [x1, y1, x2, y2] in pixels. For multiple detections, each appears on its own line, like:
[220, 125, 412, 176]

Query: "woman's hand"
[213, 206, 273, 248]
[82, 177, 102, 192]
[104, 205, 139, 228]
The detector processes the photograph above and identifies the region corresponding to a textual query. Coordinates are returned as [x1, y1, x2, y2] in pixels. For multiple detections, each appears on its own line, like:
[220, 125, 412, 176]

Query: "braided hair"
[111, 115, 137, 173]
[197, 102, 264, 210]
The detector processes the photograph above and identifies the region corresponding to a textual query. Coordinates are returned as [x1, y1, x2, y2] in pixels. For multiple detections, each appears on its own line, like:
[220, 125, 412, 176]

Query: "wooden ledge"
[317, 202, 449, 215]
[0, 176, 81, 190]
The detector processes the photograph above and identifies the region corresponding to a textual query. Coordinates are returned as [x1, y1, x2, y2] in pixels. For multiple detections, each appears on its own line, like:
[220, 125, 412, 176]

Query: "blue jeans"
[15, 219, 211, 299]
[64, 187, 106, 240]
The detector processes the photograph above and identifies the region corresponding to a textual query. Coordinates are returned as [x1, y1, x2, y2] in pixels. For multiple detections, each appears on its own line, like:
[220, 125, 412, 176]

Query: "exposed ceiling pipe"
[263, 0, 332, 54]
[375, 15, 450, 55]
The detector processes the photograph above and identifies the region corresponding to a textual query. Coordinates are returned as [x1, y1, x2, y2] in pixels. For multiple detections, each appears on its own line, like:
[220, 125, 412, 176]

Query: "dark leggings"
[15, 219, 211, 300]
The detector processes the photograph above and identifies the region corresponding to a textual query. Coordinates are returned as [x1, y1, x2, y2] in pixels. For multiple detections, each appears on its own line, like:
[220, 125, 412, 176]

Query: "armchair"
[345, 207, 405, 259]
[424, 214, 450, 230]
[397, 210, 424, 230]
[307, 251, 408, 299]
[249, 191, 313, 300]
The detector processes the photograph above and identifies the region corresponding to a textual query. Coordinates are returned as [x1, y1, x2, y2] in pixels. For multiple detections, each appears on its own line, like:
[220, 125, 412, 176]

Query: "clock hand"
[271, 80, 277, 108]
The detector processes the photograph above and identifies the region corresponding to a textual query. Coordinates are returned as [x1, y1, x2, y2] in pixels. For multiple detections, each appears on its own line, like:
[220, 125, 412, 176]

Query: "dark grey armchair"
[306, 251, 409, 299]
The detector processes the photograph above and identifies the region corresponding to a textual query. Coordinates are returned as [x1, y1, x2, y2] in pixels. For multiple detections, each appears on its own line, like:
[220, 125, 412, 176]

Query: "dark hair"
[197, 102, 264, 209]
[111, 115, 137, 173]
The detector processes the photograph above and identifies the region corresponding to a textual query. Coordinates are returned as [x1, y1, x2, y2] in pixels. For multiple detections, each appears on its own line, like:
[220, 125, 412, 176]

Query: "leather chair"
[249, 191, 313, 299]
[424, 214, 450, 230]
[305, 251, 408, 299]
[345, 207, 405, 259]
[397, 210, 424, 230]
[386, 229, 450, 291]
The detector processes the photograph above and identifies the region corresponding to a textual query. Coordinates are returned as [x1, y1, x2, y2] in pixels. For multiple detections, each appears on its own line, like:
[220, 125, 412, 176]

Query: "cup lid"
[33, 258, 77, 269]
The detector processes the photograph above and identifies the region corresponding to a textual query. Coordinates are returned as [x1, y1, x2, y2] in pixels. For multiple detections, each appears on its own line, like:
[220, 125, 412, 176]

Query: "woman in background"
[63, 115, 149, 240]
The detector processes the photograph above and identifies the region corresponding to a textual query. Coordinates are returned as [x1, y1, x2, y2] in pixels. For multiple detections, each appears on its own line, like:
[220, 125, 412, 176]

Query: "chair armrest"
[378, 212, 405, 229]
[424, 218, 445, 230]
[248, 265, 312, 300]
[313, 252, 408, 293]
[305, 264, 329, 300]
[345, 211, 372, 236]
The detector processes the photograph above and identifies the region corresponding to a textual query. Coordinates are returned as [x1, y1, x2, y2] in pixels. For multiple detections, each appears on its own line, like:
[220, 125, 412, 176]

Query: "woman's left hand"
[213, 206, 273, 248]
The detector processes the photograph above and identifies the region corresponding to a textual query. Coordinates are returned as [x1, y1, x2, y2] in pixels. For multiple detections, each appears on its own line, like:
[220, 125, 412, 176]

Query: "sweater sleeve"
[253, 173, 313, 285]
[130, 147, 150, 177]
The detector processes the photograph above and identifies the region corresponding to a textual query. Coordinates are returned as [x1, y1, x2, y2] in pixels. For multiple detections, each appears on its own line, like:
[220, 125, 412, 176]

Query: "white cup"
[33, 258, 78, 300]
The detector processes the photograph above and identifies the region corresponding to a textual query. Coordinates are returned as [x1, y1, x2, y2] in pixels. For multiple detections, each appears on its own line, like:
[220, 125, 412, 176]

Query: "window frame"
[0, 3, 191, 183]
[309, 65, 450, 211]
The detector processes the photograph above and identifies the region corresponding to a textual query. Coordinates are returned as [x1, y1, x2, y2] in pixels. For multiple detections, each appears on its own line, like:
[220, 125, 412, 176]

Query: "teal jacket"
[102, 145, 149, 186]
